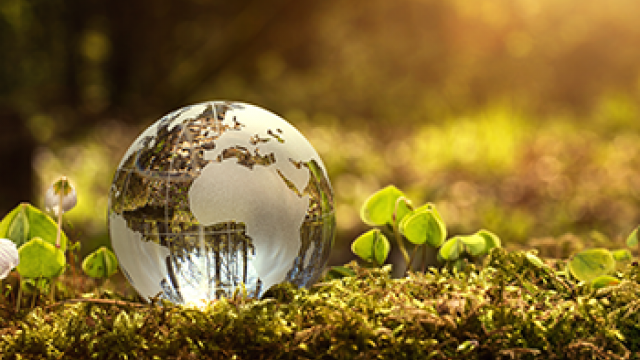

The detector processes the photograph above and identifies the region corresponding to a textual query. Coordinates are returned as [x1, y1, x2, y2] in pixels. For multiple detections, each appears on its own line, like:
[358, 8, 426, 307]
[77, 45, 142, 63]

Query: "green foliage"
[6, 204, 29, 247]
[0, 188, 119, 309]
[560, 226, 640, 289]
[16, 237, 66, 279]
[360, 185, 412, 226]
[0, 203, 68, 251]
[568, 248, 616, 283]
[438, 236, 465, 261]
[350, 229, 390, 266]
[4, 251, 640, 359]
[476, 230, 501, 252]
[399, 204, 446, 247]
[351, 185, 501, 273]
[82, 246, 119, 279]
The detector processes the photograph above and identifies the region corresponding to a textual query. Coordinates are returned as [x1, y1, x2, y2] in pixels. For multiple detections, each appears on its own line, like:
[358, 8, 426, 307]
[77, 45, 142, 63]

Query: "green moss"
[2, 249, 640, 359]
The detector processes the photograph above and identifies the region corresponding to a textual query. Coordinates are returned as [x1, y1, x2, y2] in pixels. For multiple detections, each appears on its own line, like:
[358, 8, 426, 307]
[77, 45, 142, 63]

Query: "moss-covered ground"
[2, 249, 640, 359]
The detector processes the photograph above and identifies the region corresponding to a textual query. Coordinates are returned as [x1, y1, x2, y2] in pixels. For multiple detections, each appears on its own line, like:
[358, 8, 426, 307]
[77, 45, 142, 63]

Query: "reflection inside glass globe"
[108, 101, 335, 305]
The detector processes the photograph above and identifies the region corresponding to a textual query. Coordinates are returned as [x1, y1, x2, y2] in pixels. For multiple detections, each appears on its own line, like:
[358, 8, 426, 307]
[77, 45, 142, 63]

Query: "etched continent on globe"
[108, 102, 335, 305]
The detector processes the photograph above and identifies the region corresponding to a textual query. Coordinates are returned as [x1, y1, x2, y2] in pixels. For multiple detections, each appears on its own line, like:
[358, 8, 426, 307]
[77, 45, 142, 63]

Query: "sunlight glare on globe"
[108, 101, 335, 305]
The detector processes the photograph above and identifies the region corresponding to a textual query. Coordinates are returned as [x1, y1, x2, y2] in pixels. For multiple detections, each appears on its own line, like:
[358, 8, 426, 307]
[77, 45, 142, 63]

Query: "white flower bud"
[45, 177, 77, 215]
[0, 238, 19, 279]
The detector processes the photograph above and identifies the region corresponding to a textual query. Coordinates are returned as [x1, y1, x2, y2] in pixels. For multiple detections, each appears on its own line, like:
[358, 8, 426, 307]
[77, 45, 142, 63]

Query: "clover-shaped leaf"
[351, 229, 390, 266]
[360, 185, 412, 226]
[568, 248, 615, 283]
[460, 234, 487, 256]
[438, 237, 465, 261]
[400, 205, 446, 247]
[6, 205, 29, 247]
[476, 230, 501, 254]
[16, 237, 66, 279]
[0, 203, 68, 251]
[82, 246, 119, 279]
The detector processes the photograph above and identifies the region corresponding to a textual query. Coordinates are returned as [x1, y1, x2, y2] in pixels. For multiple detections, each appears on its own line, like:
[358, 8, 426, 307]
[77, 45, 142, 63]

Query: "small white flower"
[45, 177, 77, 215]
[0, 238, 19, 279]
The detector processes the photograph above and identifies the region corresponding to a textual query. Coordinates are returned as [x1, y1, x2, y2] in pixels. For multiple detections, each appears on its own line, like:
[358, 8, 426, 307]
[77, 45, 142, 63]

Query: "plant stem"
[50, 279, 56, 304]
[16, 280, 22, 312]
[405, 244, 420, 274]
[422, 244, 428, 272]
[392, 220, 410, 266]
[70, 245, 77, 298]
[392, 197, 411, 267]
[55, 194, 63, 248]
[31, 286, 37, 309]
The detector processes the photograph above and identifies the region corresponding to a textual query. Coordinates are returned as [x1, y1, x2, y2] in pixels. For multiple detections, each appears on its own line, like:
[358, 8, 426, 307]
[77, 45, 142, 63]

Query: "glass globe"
[108, 101, 335, 305]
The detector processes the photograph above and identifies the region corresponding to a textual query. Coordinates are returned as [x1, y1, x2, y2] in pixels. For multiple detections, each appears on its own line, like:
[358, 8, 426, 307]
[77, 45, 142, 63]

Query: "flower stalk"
[45, 176, 78, 301]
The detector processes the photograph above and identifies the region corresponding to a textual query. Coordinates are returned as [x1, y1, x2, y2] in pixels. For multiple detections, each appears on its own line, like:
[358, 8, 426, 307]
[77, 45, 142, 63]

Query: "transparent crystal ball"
[108, 101, 335, 304]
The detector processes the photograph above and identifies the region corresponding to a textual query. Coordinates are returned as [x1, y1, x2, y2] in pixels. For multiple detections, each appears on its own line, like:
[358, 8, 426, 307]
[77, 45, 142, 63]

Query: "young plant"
[567, 225, 640, 289]
[567, 248, 616, 284]
[437, 230, 501, 271]
[351, 229, 391, 267]
[16, 237, 66, 308]
[0, 203, 69, 251]
[351, 185, 501, 274]
[359, 185, 413, 264]
[0, 176, 121, 309]
[82, 246, 119, 295]
[399, 203, 447, 271]
[0, 203, 69, 309]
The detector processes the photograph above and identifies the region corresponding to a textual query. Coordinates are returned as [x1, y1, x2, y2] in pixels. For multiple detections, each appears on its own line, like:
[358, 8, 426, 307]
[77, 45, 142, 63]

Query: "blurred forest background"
[2, 0, 640, 266]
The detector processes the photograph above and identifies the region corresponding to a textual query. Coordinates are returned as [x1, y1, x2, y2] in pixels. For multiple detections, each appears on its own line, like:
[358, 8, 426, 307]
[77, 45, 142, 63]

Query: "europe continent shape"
[108, 102, 335, 305]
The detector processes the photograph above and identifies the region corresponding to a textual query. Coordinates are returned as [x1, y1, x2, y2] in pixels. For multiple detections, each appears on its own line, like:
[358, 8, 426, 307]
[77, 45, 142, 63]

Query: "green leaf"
[7, 204, 29, 247]
[351, 229, 390, 266]
[82, 246, 119, 279]
[476, 230, 501, 252]
[626, 226, 639, 248]
[360, 185, 412, 226]
[0, 203, 67, 251]
[439, 237, 465, 261]
[16, 237, 66, 279]
[459, 234, 487, 256]
[591, 275, 620, 289]
[568, 248, 616, 283]
[400, 207, 446, 247]
[612, 249, 633, 263]
[399, 203, 445, 234]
